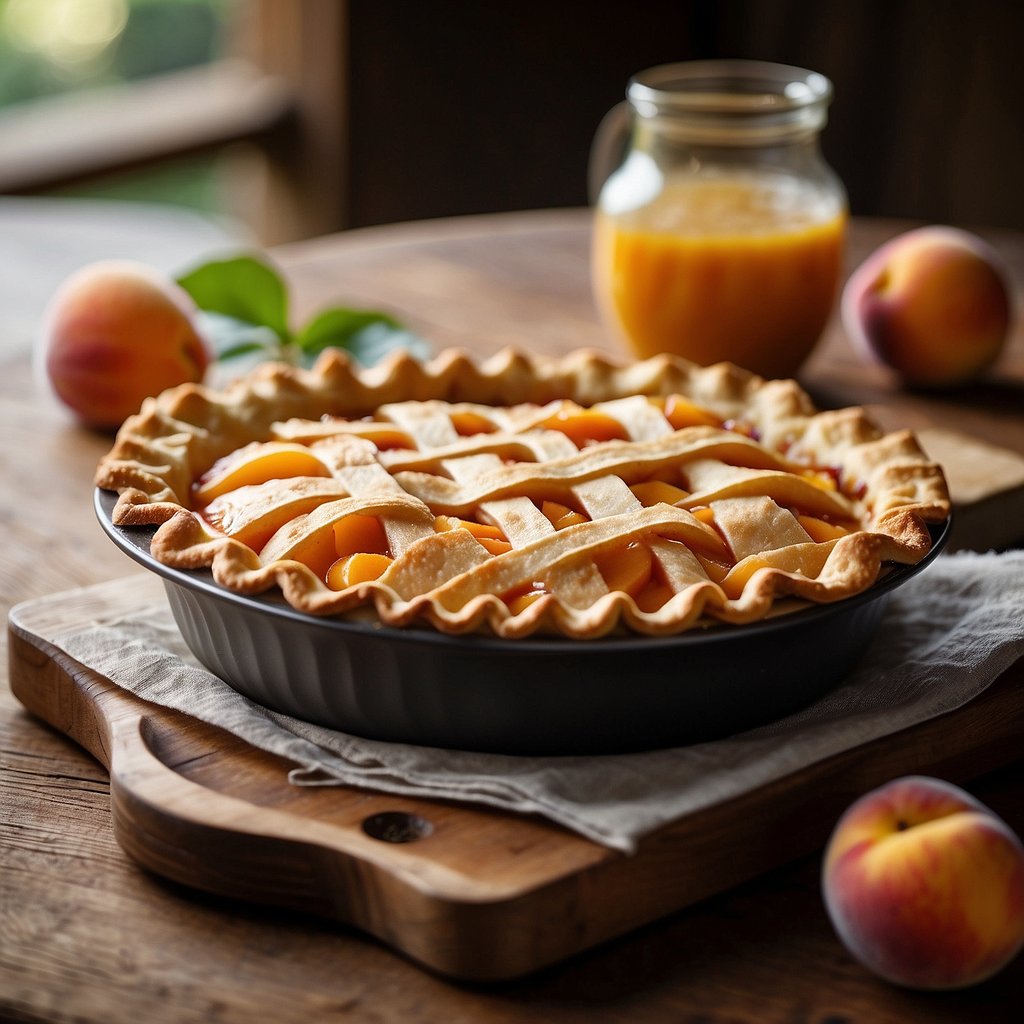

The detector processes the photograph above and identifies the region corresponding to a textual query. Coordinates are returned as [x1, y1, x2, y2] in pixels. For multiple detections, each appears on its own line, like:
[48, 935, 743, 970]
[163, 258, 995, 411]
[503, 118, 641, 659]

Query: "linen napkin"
[47, 550, 1024, 854]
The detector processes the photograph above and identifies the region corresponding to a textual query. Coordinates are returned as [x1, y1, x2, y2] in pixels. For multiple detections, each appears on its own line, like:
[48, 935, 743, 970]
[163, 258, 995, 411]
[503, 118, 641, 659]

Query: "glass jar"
[591, 60, 847, 379]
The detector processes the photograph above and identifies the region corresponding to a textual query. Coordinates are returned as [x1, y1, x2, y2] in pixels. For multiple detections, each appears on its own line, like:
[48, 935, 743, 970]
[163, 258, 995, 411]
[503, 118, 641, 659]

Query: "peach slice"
[202, 479, 347, 550]
[661, 394, 723, 430]
[265, 523, 340, 579]
[541, 500, 589, 529]
[691, 506, 717, 527]
[504, 586, 549, 616]
[270, 511, 389, 580]
[593, 540, 654, 597]
[694, 552, 731, 584]
[797, 514, 850, 543]
[800, 468, 840, 492]
[327, 552, 394, 589]
[435, 516, 512, 554]
[538, 407, 628, 447]
[476, 537, 514, 556]
[194, 443, 329, 505]
[450, 410, 497, 435]
[434, 515, 505, 540]
[634, 578, 675, 613]
[673, 507, 733, 564]
[334, 514, 390, 558]
[366, 428, 417, 451]
[630, 480, 690, 507]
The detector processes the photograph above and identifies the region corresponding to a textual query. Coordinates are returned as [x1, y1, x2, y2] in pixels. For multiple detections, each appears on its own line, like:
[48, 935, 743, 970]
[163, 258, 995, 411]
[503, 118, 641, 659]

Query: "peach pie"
[96, 348, 950, 639]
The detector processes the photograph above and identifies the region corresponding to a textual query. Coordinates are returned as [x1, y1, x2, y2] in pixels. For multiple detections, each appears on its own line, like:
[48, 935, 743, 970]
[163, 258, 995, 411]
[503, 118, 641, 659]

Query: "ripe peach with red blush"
[822, 775, 1024, 989]
[41, 260, 211, 430]
[842, 226, 1013, 389]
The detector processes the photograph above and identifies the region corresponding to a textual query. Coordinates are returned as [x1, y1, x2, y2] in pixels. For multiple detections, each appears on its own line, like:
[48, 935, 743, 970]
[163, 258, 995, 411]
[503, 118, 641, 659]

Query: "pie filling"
[96, 348, 950, 638]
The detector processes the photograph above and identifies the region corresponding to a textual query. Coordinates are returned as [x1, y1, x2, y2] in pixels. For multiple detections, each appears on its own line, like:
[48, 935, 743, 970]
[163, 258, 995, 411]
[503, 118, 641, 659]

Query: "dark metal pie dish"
[96, 488, 950, 755]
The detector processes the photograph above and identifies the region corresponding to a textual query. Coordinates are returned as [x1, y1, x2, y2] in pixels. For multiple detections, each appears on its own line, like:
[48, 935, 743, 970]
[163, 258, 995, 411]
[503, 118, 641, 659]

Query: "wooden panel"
[238, 0, 351, 242]
[340, 1, 1024, 230]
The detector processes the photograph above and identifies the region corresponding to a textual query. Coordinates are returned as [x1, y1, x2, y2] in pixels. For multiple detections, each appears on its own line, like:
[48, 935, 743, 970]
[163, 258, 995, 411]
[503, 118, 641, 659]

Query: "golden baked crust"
[95, 348, 950, 638]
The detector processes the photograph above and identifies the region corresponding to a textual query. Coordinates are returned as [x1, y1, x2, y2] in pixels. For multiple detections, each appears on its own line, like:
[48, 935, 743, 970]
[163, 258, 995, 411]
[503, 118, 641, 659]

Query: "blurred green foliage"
[48, 155, 225, 212]
[0, 0, 232, 213]
[112, 0, 225, 80]
[0, 0, 227, 105]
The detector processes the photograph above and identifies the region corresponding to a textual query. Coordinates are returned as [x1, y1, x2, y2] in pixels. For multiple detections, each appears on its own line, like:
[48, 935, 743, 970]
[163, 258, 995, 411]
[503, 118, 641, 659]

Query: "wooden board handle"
[8, 615, 603, 980]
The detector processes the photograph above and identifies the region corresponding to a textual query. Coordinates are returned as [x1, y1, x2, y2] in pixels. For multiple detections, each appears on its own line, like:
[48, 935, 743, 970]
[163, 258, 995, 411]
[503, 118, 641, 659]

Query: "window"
[0, 0, 296, 239]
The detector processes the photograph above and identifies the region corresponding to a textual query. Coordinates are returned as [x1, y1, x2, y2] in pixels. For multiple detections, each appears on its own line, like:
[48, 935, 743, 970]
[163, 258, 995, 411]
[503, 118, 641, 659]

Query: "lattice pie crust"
[96, 348, 950, 638]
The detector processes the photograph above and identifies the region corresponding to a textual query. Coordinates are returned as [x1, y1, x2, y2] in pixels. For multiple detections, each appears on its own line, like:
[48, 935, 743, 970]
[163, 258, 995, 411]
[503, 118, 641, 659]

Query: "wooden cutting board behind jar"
[917, 429, 1024, 552]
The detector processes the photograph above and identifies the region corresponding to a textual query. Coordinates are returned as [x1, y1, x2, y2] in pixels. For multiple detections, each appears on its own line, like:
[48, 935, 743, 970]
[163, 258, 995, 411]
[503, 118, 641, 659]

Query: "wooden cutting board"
[8, 578, 1024, 982]
[917, 428, 1024, 552]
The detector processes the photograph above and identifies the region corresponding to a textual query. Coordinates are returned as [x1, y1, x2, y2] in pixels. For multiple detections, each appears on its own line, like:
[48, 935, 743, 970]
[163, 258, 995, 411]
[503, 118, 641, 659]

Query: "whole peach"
[41, 260, 211, 430]
[841, 226, 1013, 389]
[822, 775, 1024, 989]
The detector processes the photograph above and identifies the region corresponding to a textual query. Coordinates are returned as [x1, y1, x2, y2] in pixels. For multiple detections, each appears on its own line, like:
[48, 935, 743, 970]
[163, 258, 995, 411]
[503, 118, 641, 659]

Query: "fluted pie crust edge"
[95, 348, 950, 639]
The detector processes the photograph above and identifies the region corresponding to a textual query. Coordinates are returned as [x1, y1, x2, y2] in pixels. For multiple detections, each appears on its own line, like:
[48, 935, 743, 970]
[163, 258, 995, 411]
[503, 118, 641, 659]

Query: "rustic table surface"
[2, 207, 1023, 1023]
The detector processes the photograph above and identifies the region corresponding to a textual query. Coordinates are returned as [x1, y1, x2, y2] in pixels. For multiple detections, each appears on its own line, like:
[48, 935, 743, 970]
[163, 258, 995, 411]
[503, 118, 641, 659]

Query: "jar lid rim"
[628, 60, 833, 114]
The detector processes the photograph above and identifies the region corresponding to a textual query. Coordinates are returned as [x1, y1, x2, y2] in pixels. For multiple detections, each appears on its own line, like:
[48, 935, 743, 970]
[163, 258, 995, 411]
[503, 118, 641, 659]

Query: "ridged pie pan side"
[95, 488, 950, 755]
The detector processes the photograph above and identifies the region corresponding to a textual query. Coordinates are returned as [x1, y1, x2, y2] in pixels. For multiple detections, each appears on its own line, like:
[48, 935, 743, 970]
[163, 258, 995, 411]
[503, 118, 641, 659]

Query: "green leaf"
[339, 322, 433, 367]
[196, 311, 284, 362]
[178, 252, 427, 372]
[177, 255, 291, 343]
[294, 321, 431, 369]
[296, 307, 403, 356]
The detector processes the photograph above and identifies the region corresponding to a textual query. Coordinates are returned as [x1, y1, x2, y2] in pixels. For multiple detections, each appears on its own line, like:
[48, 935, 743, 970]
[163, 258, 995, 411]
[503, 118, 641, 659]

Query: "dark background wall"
[343, 0, 1023, 230]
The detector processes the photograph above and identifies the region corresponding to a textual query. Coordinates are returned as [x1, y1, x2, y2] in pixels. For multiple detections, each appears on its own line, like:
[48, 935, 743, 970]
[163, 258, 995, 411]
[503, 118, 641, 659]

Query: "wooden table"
[2, 209, 1023, 1022]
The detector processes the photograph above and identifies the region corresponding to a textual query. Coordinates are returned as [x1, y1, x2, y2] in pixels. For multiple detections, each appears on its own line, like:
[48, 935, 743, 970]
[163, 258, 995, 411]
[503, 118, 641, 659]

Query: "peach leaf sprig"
[176, 254, 430, 368]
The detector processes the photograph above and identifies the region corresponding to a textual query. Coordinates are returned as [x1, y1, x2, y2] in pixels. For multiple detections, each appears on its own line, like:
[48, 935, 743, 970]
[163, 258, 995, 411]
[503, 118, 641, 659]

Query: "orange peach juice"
[593, 175, 846, 378]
